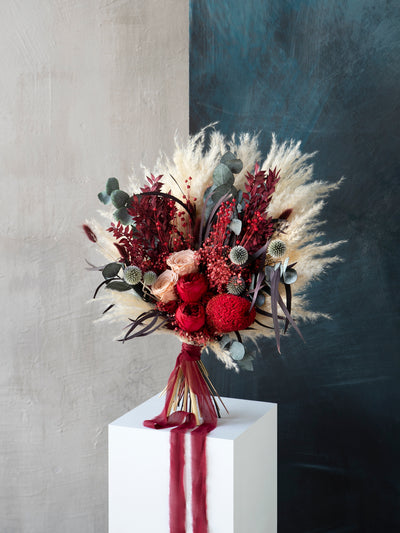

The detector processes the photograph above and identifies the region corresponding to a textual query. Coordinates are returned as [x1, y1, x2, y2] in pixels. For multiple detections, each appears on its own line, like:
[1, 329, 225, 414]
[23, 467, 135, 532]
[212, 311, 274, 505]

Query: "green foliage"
[283, 267, 297, 284]
[113, 206, 133, 225]
[220, 151, 243, 174]
[229, 341, 245, 361]
[106, 177, 120, 196]
[213, 163, 234, 187]
[102, 262, 122, 279]
[229, 218, 242, 235]
[98, 191, 111, 205]
[111, 189, 130, 208]
[105, 280, 132, 291]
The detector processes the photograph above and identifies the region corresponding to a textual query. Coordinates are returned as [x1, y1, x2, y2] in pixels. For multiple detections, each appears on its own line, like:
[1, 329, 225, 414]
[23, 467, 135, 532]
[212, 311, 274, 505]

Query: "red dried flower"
[176, 273, 208, 303]
[175, 303, 205, 332]
[82, 224, 97, 243]
[206, 294, 256, 332]
[157, 300, 178, 314]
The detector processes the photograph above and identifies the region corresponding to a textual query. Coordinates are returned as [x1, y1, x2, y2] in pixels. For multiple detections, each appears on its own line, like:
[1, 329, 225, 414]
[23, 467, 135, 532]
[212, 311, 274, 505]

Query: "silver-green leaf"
[106, 177, 120, 196]
[111, 189, 130, 208]
[225, 158, 243, 174]
[105, 280, 132, 292]
[113, 207, 133, 225]
[213, 163, 234, 187]
[98, 191, 110, 204]
[229, 341, 245, 361]
[220, 151, 235, 164]
[102, 262, 122, 279]
[229, 218, 242, 235]
[283, 267, 297, 284]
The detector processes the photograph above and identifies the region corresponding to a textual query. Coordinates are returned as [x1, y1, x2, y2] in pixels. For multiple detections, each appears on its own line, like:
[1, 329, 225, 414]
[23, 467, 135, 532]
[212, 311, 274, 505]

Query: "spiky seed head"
[268, 239, 287, 258]
[143, 271, 157, 286]
[227, 276, 246, 295]
[229, 245, 248, 265]
[124, 266, 142, 285]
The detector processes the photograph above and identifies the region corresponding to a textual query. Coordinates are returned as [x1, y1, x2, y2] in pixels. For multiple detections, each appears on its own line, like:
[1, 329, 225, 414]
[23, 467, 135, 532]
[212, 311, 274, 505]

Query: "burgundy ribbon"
[144, 343, 217, 533]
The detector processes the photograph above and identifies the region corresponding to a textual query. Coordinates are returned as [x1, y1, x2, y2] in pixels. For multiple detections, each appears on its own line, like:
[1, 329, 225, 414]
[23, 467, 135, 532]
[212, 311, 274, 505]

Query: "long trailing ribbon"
[144, 343, 217, 533]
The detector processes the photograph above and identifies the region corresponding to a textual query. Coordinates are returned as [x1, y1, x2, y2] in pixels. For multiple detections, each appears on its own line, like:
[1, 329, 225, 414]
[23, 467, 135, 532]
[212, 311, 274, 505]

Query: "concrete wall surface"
[0, 1, 188, 531]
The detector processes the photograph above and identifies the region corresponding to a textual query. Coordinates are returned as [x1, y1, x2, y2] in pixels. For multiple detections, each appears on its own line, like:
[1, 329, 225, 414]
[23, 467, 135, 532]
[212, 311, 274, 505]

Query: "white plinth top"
[110, 394, 276, 441]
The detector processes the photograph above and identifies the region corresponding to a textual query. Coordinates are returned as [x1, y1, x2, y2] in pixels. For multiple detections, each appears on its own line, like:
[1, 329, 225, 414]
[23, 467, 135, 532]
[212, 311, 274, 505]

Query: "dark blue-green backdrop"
[190, 1, 400, 531]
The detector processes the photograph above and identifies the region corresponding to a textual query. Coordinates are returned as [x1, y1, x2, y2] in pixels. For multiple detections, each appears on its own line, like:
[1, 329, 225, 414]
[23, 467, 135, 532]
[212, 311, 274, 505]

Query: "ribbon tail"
[143, 343, 218, 533]
[191, 422, 216, 533]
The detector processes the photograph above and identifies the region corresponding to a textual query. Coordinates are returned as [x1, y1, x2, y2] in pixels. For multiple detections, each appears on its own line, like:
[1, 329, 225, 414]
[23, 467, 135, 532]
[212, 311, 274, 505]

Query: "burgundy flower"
[175, 303, 205, 332]
[176, 273, 208, 303]
[206, 294, 256, 332]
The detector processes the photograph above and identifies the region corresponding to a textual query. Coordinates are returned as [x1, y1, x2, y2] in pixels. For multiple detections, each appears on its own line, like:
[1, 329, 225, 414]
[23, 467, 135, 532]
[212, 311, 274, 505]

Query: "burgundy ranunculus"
[176, 273, 208, 303]
[175, 302, 205, 332]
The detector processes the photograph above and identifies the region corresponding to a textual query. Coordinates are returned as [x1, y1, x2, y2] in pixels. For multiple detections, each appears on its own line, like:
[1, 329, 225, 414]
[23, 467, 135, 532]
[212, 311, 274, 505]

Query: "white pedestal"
[109, 395, 277, 533]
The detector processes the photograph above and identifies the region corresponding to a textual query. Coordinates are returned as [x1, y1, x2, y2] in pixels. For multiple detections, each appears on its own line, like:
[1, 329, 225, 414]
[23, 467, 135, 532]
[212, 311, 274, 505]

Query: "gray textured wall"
[0, 1, 187, 531]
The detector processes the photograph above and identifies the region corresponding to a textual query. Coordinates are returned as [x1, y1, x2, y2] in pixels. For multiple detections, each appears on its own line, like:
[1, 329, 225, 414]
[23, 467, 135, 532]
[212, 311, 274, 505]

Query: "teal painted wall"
[190, 1, 400, 531]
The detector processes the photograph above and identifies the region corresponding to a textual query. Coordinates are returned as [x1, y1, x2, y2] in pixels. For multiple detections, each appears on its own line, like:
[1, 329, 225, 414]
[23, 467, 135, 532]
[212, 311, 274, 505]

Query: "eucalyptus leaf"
[98, 191, 110, 204]
[211, 183, 236, 202]
[102, 262, 122, 279]
[105, 280, 132, 292]
[229, 341, 245, 361]
[113, 207, 133, 225]
[229, 218, 242, 235]
[213, 163, 234, 187]
[283, 267, 298, 284]
[219, 334, 231, 349]
[220, 151, 235, 164]
[264, 265, 274, 283]
[225, 158, 243, 174]
[106, 177, 120, 196]
[111, 189, 130, 208]
[283, 256, 289, 272]
[255, 293, 266, 307]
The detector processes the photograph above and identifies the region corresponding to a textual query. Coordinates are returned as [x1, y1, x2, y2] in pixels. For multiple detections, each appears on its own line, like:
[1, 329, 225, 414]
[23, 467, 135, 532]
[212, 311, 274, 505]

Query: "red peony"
[176, 273, 208, 303]
[175, 303, 205, 332]
[206, 294, 256, 332]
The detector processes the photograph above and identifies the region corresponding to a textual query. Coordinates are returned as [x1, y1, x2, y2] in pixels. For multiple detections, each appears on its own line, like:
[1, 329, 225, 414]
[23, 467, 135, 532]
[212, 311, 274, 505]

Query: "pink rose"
[166, 250, 198, 277]
[151, 270, 178, 303]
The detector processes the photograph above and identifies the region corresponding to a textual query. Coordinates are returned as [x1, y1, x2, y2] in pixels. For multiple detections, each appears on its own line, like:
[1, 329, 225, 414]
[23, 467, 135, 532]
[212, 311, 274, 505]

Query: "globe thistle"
[143, 271, 157, 286]
[268, 239, 286, 258]
[124, 265, 142, 285]
[229, 245, 248, 265]
[227, 276, 246, 295]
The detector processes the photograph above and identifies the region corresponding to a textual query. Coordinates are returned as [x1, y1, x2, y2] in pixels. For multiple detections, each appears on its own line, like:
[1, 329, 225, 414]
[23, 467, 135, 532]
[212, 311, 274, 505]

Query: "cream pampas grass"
[87, 125, 343, 365]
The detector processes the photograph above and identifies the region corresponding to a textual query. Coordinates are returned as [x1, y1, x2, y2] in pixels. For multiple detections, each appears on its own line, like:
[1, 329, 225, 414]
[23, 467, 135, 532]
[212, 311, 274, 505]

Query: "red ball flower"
[206, 294, 256, 332]
[176, 273, 208, 303]
[175, 303, 206, 332]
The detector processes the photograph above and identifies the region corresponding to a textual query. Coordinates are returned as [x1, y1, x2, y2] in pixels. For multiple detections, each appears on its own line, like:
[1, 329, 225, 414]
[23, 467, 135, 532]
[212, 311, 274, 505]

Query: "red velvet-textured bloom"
[175, 303, 205, 332]
[177, 273, 208, 303]
[206, 294, 256, 332]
